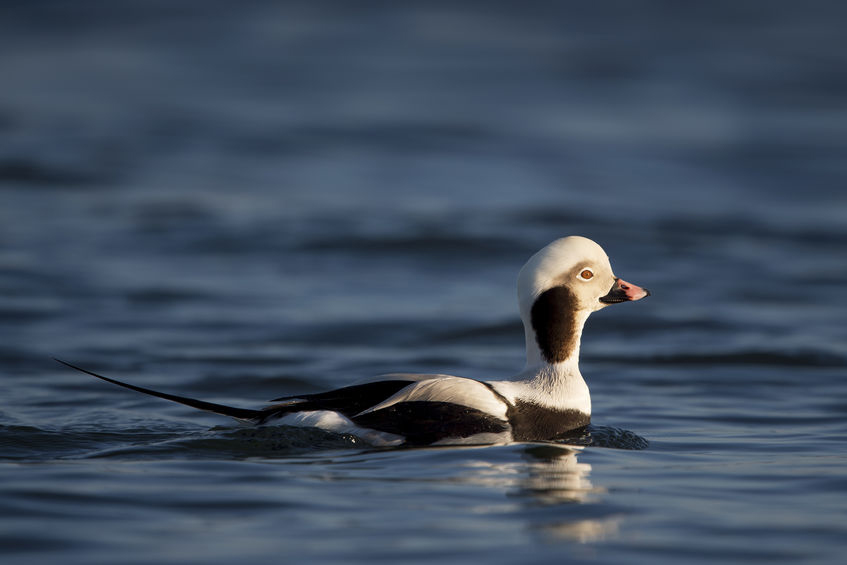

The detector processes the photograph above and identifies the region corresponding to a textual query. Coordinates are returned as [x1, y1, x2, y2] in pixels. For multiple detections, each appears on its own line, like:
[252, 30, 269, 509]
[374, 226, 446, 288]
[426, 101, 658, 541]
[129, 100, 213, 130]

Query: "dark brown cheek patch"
[530, 285, 578, 364]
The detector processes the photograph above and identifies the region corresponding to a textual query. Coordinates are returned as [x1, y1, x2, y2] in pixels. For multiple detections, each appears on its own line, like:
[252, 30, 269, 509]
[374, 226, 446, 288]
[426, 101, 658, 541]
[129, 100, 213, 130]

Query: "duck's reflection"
[519, 444, 621, 542]
[459, 443, 620, 543]
[515, 444, 598, 504]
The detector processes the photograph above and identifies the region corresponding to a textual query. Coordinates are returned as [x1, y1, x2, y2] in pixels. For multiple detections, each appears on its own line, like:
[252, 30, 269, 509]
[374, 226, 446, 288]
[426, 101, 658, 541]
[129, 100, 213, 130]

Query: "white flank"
[276, 410, 404, 447]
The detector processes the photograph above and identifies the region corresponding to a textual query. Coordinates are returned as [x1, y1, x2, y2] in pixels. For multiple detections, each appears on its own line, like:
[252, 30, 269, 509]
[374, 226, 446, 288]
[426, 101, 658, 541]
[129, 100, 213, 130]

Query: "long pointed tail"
[55, 358, 264, 422]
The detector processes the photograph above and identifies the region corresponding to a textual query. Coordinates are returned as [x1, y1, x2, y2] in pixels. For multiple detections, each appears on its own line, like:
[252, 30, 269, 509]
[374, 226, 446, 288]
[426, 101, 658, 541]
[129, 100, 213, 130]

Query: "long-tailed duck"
[58, 236, 649, 446]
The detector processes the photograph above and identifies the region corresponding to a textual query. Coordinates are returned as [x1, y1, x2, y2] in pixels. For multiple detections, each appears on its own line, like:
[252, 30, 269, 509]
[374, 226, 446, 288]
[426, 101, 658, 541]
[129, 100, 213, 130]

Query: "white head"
[517, 236, 649, 368]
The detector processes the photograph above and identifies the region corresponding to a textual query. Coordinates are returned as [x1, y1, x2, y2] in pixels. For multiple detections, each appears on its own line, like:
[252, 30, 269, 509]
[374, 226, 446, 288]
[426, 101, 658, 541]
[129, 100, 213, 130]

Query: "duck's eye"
[578, 268, 594, 281]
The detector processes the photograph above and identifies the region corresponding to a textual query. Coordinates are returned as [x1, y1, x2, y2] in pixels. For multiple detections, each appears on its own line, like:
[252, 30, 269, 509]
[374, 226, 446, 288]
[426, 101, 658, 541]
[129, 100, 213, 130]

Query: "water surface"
[2, 2, 847, 564]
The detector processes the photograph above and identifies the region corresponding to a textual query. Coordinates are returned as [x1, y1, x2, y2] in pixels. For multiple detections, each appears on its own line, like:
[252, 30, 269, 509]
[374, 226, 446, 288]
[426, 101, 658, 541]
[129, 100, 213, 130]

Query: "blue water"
[2, 1, 847, 563]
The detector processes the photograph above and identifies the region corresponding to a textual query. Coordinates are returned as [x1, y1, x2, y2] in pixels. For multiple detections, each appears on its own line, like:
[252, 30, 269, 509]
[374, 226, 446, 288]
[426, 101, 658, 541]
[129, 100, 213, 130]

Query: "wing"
[348, 377, 512, 445]
[263, 373, 468, 420]
[262, 379, 416, 421]
[267, 376, 513, 444]
[355, 377, 509, 420]
[268, 373, 456, 401]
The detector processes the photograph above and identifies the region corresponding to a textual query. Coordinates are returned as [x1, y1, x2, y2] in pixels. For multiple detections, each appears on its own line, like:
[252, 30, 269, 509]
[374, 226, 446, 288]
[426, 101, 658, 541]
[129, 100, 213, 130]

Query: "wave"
[554, 425, 649, 450]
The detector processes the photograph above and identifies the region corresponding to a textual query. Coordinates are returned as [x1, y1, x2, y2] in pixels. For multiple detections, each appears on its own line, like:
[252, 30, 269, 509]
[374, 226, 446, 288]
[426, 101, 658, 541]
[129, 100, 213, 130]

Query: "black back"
[262, 380, 415, 422]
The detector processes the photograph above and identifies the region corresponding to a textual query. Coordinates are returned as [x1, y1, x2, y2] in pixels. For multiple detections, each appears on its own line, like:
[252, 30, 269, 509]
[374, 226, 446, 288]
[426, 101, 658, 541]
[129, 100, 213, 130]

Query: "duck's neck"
[523, 291, 590, 370]
[519, 294, 592, 413]
[522, 330, 584, 372]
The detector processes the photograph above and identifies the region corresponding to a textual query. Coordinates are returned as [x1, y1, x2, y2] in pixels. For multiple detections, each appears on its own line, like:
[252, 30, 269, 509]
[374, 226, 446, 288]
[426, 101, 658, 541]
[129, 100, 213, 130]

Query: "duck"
[57, 236, 649, 446]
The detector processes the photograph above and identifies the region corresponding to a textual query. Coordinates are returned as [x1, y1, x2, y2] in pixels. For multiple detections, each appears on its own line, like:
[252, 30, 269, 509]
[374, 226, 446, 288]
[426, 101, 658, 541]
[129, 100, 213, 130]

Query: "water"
[2, 1, 847, 563]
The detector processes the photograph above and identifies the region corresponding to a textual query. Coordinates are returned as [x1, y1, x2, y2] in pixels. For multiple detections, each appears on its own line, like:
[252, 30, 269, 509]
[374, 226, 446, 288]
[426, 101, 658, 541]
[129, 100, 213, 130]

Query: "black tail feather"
[54, 358, 264, 422]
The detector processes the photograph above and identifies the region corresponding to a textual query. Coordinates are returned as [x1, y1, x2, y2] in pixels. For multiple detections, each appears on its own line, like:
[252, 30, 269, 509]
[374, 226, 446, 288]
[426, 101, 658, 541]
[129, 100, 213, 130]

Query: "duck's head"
[517, 236, 649, 367]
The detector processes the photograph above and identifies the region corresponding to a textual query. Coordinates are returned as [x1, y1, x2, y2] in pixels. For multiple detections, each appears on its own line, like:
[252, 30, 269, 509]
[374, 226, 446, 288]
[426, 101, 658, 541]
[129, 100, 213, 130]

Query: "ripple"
[553, 425, 650, 450]
[79, 425, 363, 460]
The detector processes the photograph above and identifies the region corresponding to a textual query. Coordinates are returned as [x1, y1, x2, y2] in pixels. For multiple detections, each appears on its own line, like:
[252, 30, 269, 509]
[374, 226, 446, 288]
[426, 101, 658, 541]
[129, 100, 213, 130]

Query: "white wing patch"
[356, 377, 509, 420]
